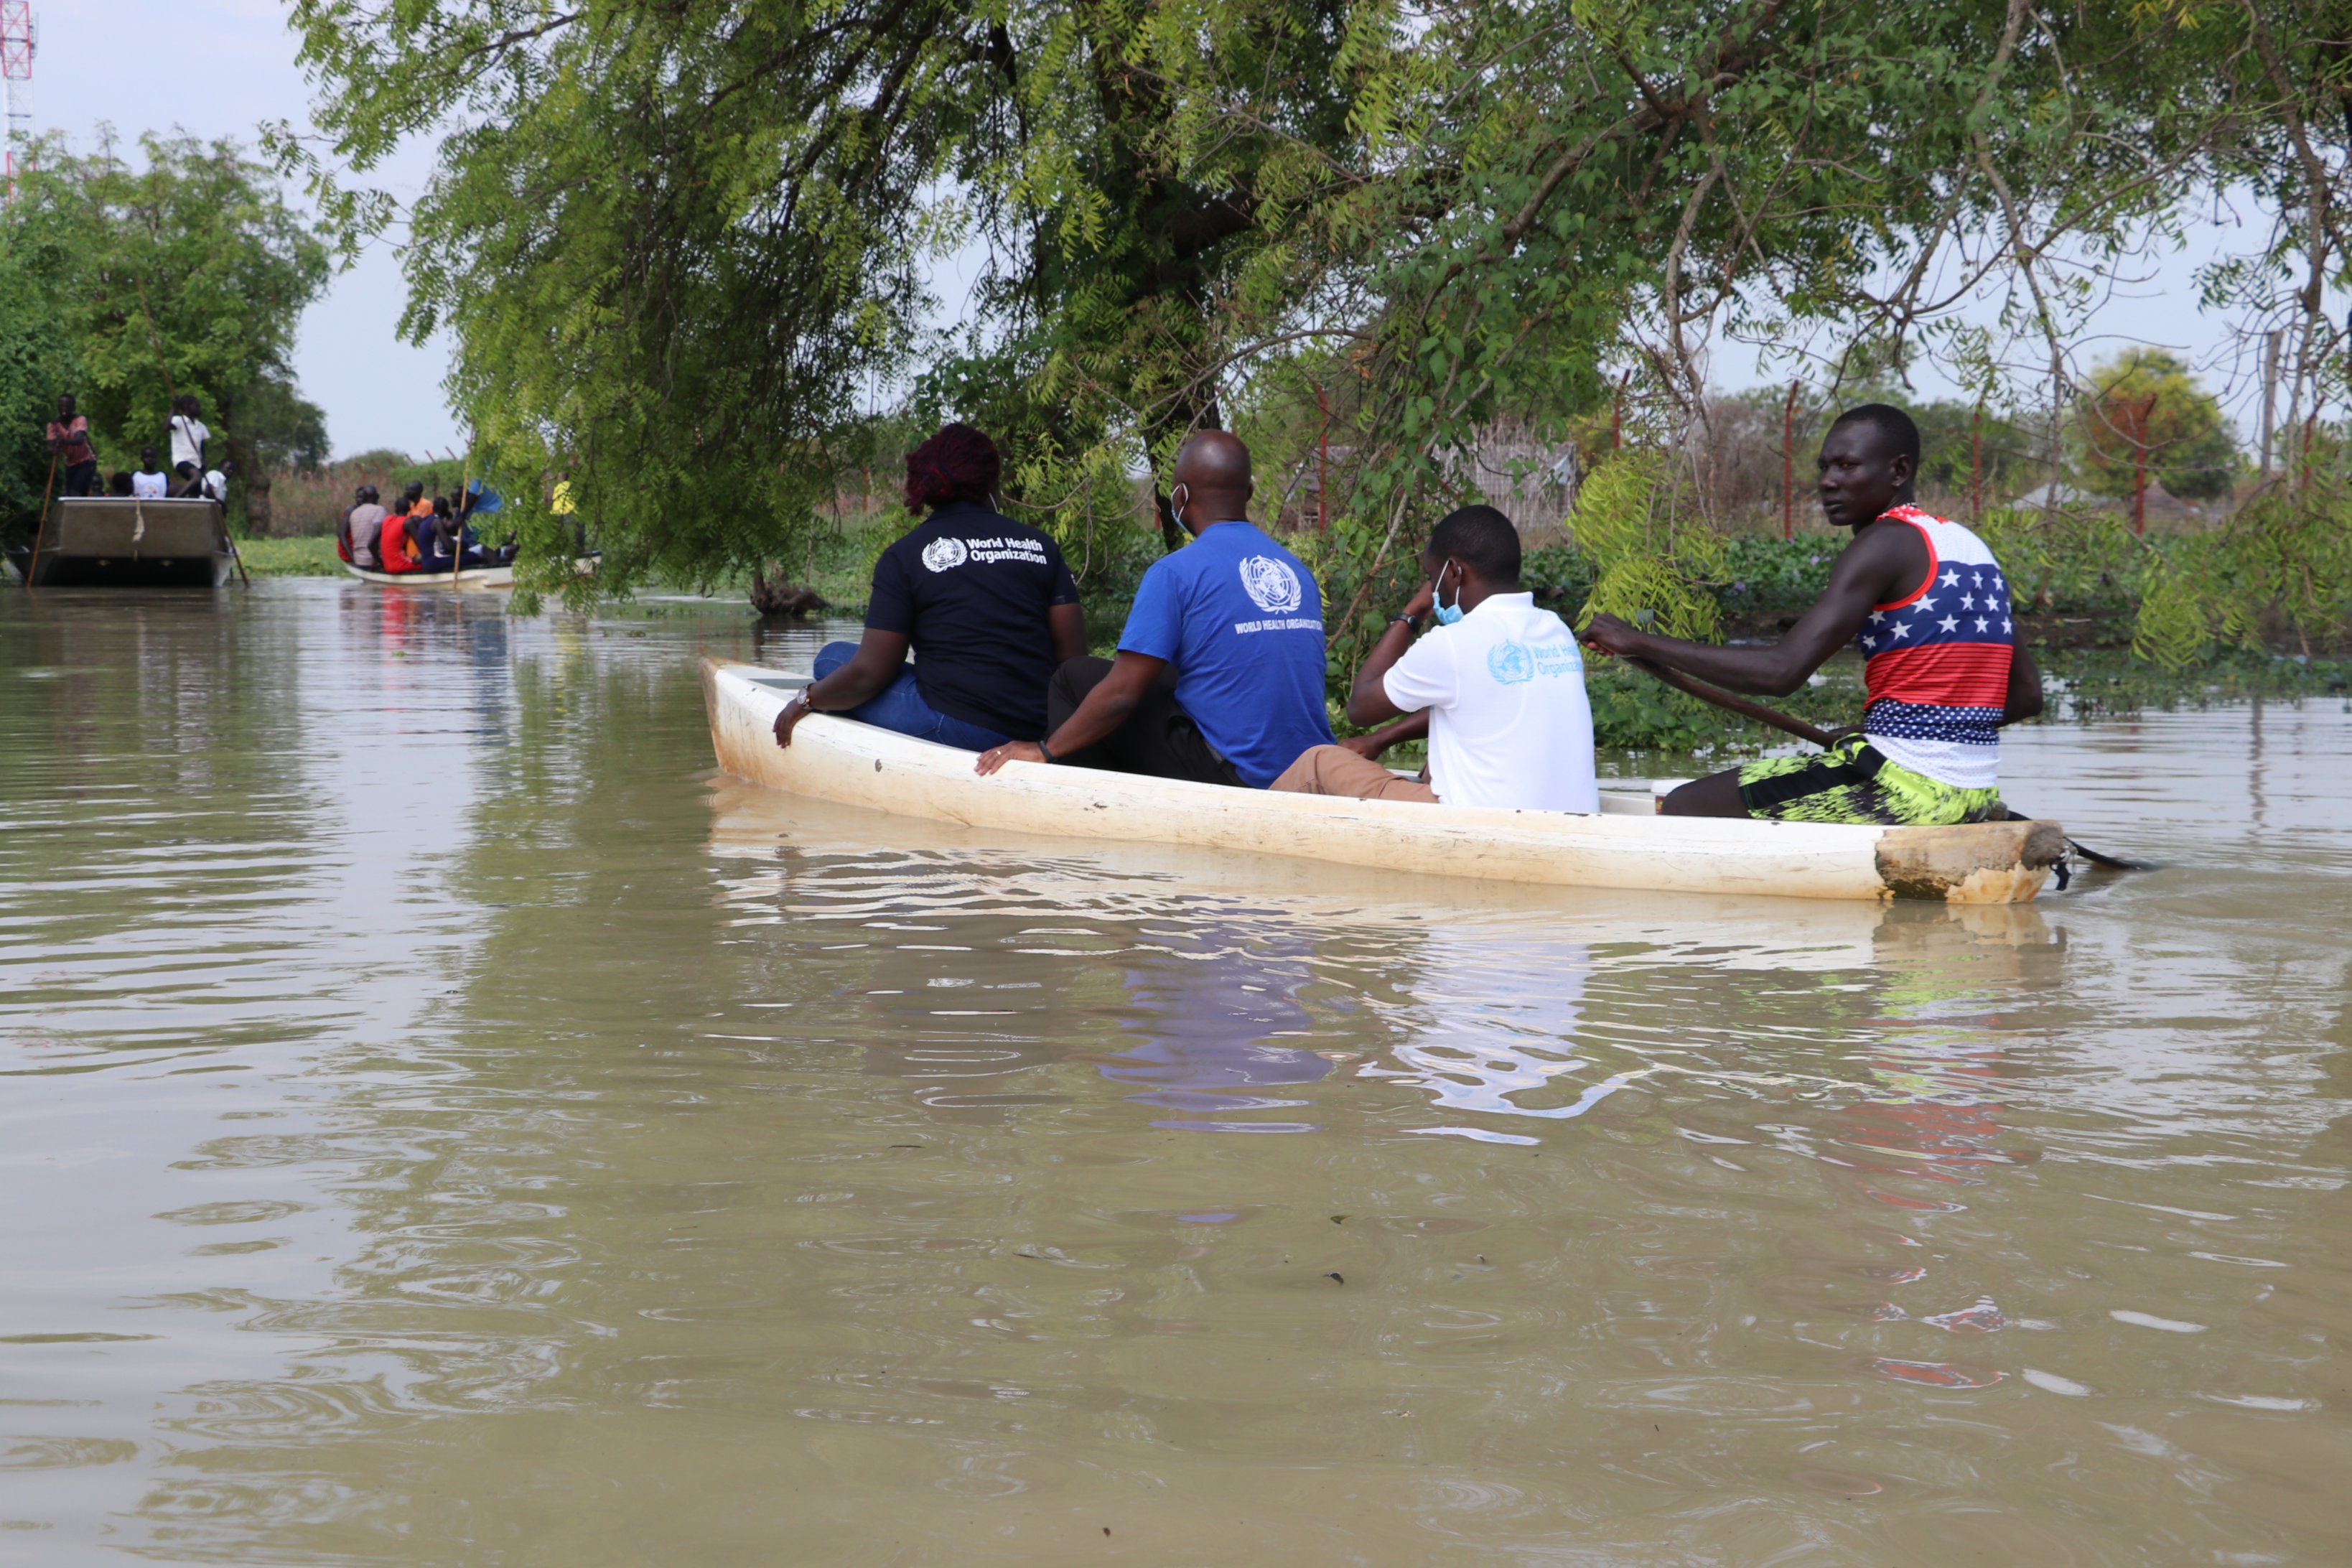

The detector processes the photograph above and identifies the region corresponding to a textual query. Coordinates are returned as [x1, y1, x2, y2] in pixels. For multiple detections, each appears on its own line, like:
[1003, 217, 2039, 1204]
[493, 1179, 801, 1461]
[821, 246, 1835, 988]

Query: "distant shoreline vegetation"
[241, 495, 2343, 758]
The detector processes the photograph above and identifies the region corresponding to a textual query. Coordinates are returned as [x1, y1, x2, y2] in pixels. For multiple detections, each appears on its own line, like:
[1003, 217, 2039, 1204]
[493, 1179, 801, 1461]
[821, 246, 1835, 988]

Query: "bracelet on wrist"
[1037, 739, 1058, 765]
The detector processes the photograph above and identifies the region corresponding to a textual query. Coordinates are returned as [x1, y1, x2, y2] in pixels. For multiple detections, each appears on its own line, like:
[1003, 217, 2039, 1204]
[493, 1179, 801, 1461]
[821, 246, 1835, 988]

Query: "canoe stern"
[1876, 820, 2065, 903]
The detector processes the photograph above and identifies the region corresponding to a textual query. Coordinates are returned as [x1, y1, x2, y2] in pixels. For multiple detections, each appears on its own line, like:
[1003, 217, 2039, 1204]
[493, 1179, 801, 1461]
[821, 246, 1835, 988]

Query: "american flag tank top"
[1852, 505, 2015, 790]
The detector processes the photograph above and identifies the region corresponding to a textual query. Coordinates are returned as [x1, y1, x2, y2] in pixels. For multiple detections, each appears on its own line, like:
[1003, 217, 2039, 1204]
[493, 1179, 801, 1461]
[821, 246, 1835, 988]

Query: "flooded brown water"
[3, 581, 2348, 1566]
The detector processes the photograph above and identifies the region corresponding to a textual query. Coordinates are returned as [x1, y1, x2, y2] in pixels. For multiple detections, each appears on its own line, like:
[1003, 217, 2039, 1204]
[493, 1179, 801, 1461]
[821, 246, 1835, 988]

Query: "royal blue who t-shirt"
[1117, 521, 1335, 787]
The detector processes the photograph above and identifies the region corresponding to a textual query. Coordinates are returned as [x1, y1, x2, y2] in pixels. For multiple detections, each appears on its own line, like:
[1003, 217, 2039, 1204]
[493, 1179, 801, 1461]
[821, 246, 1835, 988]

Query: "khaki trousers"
[1271, 745, 1439, 803]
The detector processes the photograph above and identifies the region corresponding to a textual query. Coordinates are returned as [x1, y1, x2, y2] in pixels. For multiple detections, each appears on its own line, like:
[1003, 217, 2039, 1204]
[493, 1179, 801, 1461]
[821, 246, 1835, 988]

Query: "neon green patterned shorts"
[1736, 734, 2002, 826]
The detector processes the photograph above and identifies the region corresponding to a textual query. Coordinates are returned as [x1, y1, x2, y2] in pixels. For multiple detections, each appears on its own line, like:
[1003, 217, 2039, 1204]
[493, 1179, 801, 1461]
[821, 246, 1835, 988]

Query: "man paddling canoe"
[1579, 403, 2043, 823]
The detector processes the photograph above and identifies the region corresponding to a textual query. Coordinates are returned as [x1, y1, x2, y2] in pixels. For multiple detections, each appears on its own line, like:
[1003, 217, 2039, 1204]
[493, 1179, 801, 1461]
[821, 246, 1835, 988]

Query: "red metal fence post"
[2129, 393, 2157, 536]
[1781, 381, 1798, 540]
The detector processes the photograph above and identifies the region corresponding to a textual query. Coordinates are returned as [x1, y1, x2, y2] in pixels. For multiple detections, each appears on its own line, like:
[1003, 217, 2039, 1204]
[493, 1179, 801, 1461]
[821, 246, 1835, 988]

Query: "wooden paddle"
[1620, 654, 2150, 873]
[451, 445, 469, 589]
[1628, 655, 1840, 747]
[25, 446, 57, 587]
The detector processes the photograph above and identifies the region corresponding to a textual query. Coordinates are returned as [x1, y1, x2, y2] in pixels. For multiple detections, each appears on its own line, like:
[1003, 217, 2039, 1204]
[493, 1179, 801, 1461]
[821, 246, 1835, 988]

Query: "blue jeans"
[813, 641, 1014, 752]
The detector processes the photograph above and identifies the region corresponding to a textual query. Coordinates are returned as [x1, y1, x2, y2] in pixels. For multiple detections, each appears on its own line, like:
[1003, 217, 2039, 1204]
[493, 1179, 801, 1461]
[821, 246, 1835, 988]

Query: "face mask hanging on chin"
[1432, 560, 1466, 625]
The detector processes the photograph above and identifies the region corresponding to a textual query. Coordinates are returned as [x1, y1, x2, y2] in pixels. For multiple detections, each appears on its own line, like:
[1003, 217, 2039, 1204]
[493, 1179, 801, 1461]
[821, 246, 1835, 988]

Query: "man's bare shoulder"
[1828, 516, 1930, 594]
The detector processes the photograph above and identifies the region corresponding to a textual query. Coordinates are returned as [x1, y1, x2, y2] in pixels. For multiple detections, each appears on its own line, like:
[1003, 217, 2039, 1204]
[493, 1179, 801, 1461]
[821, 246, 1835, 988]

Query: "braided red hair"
[902, 423, 1002, 513]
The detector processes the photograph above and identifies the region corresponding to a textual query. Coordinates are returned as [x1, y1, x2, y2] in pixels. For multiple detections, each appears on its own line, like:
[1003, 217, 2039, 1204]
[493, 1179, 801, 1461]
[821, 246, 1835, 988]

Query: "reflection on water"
[1378, 929, 1606, 1142]
[1100, 925, 1330, 1133]
[3, 582, 2349, 1565]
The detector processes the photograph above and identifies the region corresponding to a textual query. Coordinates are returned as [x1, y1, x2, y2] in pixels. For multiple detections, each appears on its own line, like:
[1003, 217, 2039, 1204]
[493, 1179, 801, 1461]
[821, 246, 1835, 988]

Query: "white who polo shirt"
[1380, 591, 1599, 813]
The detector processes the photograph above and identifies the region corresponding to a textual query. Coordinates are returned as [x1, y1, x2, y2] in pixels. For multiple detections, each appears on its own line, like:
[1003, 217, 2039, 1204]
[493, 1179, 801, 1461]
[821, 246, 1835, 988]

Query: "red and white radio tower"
[1, 0, 34, 203]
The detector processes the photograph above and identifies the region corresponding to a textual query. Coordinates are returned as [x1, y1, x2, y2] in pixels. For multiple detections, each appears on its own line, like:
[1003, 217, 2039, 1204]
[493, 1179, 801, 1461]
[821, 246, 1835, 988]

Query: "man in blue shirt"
[974, 431, 1334, 788]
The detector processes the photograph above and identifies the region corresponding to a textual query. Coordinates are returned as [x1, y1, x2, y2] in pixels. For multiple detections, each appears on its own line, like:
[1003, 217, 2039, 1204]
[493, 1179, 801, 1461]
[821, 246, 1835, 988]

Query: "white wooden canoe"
[701, 658, 2066, 904]
[344, 559, 518, 589]
[341, 555, 596, 590]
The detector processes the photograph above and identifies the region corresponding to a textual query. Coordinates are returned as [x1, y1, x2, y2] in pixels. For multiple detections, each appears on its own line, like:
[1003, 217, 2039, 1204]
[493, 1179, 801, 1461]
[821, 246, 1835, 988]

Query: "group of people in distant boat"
[43, 393, 230, 505]
[338, 480, 518, 574]
[774, 404, 2041, 827]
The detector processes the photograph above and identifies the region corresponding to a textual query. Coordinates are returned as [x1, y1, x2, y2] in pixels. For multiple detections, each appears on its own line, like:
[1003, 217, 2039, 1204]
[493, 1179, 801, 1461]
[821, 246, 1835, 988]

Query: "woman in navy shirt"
[773, 424, 1086, 752]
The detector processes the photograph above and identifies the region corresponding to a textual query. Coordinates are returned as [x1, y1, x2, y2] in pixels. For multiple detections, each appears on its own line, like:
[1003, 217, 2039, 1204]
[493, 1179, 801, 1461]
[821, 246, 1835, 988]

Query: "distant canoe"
[701, 659, 2066, 905]
[341, 556, 598, 590]
[6, 497, 234, 587]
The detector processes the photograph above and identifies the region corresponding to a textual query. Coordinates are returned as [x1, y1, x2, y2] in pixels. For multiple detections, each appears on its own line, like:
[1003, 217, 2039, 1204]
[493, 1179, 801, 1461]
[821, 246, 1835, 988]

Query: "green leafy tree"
[280, 0, 1015, 602]
[0, 222, 77, 537]
[9, 132, 332, 532]
[279, 0, 2254, 644]
[2072, 349, 2240, 504]
[236, 374, 332, 474]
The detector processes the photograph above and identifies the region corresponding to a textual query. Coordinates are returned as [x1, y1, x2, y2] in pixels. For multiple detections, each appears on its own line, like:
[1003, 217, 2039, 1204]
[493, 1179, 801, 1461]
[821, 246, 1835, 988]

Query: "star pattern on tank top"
[1858, 577, 2012, 652]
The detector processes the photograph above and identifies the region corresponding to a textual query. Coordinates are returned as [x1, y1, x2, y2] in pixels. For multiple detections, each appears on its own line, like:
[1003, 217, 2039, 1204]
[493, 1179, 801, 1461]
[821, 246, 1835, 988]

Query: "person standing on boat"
[47, 395, 98, 498]
[1579, 403, 2043, 823]
[974, 430, 1334, 788]
[167, 396, 208, 469]
[1273, 504, 1600, 811]
[130, 447, 171, 500]
[167, 396, 210, 495]
[773, 423, 1087, 752]
[344, 485, 386, 569]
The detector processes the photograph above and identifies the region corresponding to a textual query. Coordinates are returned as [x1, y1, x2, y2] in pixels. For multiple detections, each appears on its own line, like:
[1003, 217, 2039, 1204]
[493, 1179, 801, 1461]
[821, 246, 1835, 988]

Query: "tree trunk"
[222, 429, 272, 535]
[750, 567, 828, 619]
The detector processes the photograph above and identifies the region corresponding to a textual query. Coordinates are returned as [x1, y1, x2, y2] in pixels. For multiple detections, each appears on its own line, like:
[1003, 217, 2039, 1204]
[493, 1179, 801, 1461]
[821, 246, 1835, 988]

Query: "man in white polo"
[1273, 504, 1598, 812]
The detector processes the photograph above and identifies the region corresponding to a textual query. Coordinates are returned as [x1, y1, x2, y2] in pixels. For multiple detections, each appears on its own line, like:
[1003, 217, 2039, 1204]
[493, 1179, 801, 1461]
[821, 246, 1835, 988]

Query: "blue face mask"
[1432, 561, 1466, 625]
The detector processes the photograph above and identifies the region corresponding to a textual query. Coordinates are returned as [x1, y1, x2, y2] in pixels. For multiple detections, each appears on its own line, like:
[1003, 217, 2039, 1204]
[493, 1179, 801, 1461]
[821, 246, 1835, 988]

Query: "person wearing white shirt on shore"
[1272, 504, 1599, 813]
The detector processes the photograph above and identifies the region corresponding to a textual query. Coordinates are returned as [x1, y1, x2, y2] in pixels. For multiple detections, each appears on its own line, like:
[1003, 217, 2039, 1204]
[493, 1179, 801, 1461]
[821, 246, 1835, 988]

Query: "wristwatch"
[1392, 612, 1424, 633]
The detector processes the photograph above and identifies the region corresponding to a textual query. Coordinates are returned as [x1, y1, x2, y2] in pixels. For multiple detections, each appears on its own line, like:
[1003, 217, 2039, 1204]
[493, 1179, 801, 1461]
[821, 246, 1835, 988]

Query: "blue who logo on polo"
[1487, 639, 1535, 685]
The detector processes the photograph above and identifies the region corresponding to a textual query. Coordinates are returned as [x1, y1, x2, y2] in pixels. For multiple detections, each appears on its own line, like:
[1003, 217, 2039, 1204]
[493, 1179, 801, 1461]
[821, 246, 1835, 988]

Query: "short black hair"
[1425, 504, 1521, 583]
[1831, 403, 1922, 467]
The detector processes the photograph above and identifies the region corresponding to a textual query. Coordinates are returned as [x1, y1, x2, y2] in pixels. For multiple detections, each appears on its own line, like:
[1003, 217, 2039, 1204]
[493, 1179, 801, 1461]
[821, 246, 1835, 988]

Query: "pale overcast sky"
[41, 0, 462, 458]
[34, 1, 2302, 459]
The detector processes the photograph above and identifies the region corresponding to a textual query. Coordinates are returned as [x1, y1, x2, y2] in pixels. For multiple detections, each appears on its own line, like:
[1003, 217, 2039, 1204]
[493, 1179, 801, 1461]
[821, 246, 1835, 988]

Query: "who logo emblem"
[920, 536, 969, 573]
[1236, 554, 1302, 614]
[1486, 639, 1536, 685]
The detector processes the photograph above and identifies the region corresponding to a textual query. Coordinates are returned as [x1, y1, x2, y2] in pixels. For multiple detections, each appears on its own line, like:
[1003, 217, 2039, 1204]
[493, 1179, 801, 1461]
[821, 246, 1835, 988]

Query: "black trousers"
[63, 460, 98, 498]
[1047, 657, 1242, 788]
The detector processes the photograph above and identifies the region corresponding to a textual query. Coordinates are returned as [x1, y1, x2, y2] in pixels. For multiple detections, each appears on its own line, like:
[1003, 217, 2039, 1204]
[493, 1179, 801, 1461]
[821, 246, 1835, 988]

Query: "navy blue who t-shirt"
[867, 501, 1081, 740]
[1117, 519, 1335, 786]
